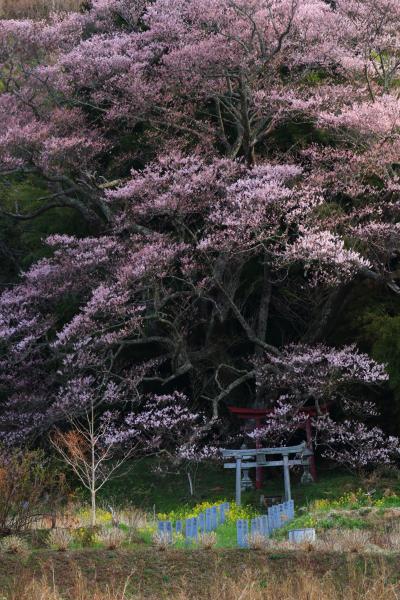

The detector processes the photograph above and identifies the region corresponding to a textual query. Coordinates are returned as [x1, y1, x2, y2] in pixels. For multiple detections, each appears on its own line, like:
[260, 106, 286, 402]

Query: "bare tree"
[50, 401, 136, 527]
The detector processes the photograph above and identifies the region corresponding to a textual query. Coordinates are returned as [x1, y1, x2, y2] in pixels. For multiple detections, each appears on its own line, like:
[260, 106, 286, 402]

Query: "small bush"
[0, 448, 67, 534]
[248, 532, 268, 551]
[320, 529, 371, 553]
[386, 531, 400, 551]
[48, 528, 72, 551]
[172, 532, 186, 547]
[72, 527, 99, 548]
[118, 507, 147, 530]
[153, 531, 171, 550]
[198, 532, 217, 549]
[0, 535, 29, 555]
[97, 527, 127, 550]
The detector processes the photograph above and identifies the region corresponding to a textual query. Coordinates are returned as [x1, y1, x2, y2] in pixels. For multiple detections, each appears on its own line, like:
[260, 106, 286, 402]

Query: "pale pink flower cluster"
[315, 416, 400, 471]
[283, 228, 372, 286]
[254, 343, 388, 407]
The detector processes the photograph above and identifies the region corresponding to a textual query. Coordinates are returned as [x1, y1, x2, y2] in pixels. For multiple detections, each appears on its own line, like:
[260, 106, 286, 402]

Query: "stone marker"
[288, 528, 316, 543]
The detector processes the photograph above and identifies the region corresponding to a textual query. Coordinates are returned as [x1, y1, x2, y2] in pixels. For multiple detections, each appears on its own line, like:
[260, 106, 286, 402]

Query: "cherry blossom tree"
[314, 417, 400, 473]
[106, 391, 221, 496]
[0, 0, 399, 470]
[248, 344, 399, 470]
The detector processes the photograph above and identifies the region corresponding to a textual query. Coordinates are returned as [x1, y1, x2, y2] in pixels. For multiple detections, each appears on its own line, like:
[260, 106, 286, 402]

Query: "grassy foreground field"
[3, 462, 400, 598]
[1, 549, 400, 599]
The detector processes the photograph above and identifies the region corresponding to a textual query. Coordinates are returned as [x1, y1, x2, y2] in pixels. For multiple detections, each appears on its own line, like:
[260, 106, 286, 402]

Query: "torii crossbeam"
[222, 442, 313, 505]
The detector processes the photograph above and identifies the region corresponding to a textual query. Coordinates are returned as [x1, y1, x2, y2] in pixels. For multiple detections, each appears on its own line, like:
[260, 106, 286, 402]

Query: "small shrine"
[222, 442, 313, 505]
[227, 405, 326, 487]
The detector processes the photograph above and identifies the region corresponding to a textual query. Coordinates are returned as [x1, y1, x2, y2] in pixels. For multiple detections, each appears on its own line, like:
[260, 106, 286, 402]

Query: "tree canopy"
[1, 0, 400, 468]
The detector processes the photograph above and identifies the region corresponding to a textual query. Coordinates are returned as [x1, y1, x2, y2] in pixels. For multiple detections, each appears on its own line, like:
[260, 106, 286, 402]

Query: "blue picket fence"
[157, 501, 230, 545]
[236, 500, 295, 548]
[158, 499, 295, 548]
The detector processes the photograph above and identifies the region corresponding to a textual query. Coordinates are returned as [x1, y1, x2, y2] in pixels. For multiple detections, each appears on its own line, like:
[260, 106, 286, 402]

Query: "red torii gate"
[228, 405, 323, 488]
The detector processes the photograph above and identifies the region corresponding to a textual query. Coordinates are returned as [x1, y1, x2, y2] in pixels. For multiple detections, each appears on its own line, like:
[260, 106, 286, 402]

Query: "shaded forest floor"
[98, 457, 400, 512]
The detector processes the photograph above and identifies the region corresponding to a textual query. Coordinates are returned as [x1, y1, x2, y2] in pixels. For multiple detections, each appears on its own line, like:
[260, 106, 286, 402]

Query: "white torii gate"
[222, 441, 313, 505]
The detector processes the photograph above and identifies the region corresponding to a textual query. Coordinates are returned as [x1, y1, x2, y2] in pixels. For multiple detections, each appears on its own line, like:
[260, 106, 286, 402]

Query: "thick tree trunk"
[255, 263, 272, 406]
[238, 72, 256, 167]
[256, 263, 272, 355]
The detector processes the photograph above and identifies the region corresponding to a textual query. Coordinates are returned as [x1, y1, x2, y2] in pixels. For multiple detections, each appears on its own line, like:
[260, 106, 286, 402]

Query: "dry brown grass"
[248, 532, 269, 551]
[117, 507, 148, 530]
[3, 561, 400, 600]
[0, 0, 82, 19]
[47, 528, 73, 552]
[0, 535, 29, 555]
[192, 567, 400, 600]
[152, 530, 171, 550]
[197, 532, 217, 549]
[242, 527, 400, 554]
[4, 569, 133, 600]
[96, 527, 127, 550]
